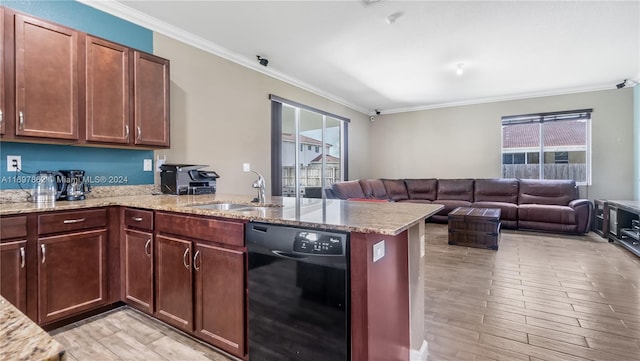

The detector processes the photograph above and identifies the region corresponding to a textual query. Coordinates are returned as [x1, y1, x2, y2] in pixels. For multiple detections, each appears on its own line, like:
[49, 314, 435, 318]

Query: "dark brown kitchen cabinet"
[85, 35, 130, 144]
[14, 13, 79, 140]
[0, 6, 5, 135]
[154, 211, 247, 359]
[37, 208, 108, 325]
[37, 229, 108, 324]
[1, 240, 27, 312]
[154, 234, 193, 332]
[194, 242, 245, 357]
[133, 51, 169, 147]
[123, 229, 153, 314]
[121, 208, 154, 314]
[0, 215, 28, 312]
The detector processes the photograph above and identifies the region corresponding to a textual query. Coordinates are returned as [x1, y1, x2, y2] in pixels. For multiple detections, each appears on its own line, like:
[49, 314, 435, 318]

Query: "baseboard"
[410, 340, 429, 361]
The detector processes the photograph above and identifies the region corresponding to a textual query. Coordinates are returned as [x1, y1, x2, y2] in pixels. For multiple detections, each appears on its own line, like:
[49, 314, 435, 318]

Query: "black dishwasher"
[246, 222, 350, 361]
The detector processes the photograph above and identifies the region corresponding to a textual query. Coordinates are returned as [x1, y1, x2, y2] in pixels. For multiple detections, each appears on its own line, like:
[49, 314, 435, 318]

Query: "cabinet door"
[194, 243, 246, 358]
[123, 229, 153, 314]
[0, 240, 27, 312]
[85, 35, 130, 144]
[0, 7, 5, 135]
[14, 14, 78, 140]
[38, 229, 107, 324]
[133, 51, 169, 147]
[155, 234, 192, 332]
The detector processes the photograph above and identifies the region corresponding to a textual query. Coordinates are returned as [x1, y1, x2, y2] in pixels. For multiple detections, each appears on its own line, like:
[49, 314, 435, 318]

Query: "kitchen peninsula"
[0, 193, 442, 361]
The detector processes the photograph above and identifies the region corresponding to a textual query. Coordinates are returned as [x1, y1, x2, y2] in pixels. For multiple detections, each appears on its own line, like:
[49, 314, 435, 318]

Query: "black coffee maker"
[57, 170, 91, 201]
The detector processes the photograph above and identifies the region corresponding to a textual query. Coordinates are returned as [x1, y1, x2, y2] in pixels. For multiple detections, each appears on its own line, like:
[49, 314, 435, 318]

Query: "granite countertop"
[0, 296, 65, 361]
[0, 193, 442, 235]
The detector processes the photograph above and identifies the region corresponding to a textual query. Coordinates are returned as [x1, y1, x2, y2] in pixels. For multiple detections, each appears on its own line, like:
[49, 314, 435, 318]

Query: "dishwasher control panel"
[293, 231, 344, 255]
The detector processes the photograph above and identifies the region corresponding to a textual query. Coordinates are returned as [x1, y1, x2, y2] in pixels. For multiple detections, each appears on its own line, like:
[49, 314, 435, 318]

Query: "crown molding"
[381, 84, 621, 115]
[76, 0, 370, 115]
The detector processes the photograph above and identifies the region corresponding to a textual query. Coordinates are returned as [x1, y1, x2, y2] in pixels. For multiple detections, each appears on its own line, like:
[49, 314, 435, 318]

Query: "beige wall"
[152, 34, 370, 196]
[370, 89, 635, 200]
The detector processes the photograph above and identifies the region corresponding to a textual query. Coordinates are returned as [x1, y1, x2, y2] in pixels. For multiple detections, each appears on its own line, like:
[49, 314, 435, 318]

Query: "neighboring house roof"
[502, 122, 586, 149]
[282, 133, 332, 147]
[310, 154, 340, 163]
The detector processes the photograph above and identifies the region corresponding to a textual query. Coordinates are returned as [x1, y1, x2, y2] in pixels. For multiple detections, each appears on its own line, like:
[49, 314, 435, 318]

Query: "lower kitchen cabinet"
[38, 229, 107, 324]
[194, 242, 245, 356]
[122, 229, 153, 314]
[154, 234, 193, 332]
[0, 240, 27, 312]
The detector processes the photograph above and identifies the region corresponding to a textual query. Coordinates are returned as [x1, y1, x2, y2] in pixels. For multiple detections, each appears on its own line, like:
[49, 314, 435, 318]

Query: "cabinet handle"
[19, 111, 24, 130]
[131, 217, 143, 222]
[182, 247, 190, 269]
[0, 109, 3, 127]
[41, 244, 46, 264]
[144, 239, 151, 257]
[125, 125, 130, 139]
[136, 126, 141, 140]
[193, 250, 200, 271]
[20, 247, 25, 268]
[63, 218, 86, 224]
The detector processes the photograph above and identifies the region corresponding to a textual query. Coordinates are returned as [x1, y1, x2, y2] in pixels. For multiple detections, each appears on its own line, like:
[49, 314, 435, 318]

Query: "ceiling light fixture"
[456, 63, 464, 76]
[386, 12, 403, 24]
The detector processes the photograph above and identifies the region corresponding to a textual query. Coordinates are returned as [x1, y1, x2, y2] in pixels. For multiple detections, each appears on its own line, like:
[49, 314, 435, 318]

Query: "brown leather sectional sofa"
[325, 178, 593, 234]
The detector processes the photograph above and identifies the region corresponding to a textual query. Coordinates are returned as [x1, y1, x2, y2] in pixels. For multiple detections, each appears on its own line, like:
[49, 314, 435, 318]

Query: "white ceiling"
[81, 0, 640, 115]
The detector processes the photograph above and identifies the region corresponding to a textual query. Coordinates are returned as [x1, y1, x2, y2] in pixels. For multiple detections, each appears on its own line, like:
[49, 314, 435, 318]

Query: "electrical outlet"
[243, 163, 251, 172]
[373, 240, 385, 262]
[143, 159, 153, 171]
[7, 155, 21, 172]
[156, 156, 166, 172]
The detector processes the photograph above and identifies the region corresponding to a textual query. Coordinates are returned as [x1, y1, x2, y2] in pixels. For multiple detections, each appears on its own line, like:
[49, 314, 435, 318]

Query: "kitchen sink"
[191, 202, 279, 212]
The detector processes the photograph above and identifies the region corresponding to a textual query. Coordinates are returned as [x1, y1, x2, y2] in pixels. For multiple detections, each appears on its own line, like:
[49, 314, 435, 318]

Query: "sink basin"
[192, 203, 251, 211]
[191, 203, 279, 213]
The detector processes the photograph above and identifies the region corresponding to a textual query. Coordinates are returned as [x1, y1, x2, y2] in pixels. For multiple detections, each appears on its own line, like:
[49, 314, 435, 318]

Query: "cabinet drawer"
[124, 208, 153, 230]
[156, 212, 244, 247]
[1, 216, 27, 240]
[38, 209, 107, 235]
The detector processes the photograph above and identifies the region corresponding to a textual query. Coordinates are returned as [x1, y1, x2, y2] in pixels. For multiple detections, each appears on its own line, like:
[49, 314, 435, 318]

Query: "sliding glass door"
[271, 96, 348, 198]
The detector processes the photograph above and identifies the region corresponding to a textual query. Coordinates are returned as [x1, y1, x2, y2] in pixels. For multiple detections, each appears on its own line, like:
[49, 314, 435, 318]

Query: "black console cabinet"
[607, 200, 640, 257]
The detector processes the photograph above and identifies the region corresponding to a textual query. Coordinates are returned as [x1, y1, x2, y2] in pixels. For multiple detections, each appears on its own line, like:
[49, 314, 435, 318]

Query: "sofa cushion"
[472, 201, 518, 221]
[433, 200, 473, 216]
[382, 179, 409, 201]
[518, 204, 576, 224]
[474, 178, 518, 203]
[405, 179, 437, 201]
[518, 179, 577, 206]
[359, 179, 389, 200]
[330, 180, 365, 199]
[436, 179, 474, 202]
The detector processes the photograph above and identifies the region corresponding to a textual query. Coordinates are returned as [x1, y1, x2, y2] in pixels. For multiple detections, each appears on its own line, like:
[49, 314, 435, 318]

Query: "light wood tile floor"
[423, 224, 640, 361]
[49, 307, 235, 361]
[49, 224, 640, 361]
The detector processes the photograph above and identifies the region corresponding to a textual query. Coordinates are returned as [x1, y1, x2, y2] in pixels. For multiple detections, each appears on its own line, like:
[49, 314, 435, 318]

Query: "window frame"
[500, 109, 592, 186]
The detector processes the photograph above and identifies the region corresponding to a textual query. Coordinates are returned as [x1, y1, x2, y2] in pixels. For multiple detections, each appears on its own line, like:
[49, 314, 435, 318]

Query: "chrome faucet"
[250, 170, 266, 203]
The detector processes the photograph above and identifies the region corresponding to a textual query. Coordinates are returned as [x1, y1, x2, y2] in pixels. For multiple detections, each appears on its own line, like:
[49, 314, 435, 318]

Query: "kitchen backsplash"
[0, 143, 154, 191]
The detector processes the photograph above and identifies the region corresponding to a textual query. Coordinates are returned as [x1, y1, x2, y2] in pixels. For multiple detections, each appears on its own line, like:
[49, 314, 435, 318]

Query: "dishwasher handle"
[271, 250, 307, 260]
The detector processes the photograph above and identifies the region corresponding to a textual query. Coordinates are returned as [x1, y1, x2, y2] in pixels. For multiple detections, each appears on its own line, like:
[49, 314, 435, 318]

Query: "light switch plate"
[373, 240, 385, 263]
[243, 163, 251, 172]
[143, 159, 153, 171]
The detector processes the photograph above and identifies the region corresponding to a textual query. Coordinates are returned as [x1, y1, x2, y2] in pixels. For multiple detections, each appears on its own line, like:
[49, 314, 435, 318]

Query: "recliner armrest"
[569, 199, 593, 233]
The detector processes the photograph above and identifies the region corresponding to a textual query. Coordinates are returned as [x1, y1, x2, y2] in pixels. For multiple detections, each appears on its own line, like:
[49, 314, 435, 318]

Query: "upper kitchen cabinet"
[1, 7, 5, 135]
[133, 51, 169, 148]
[85, 35, 130, 144]
[14, 13, 79, 140]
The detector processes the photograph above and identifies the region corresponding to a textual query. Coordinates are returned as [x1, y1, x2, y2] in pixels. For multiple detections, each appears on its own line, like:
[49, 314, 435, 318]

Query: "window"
[270, 95, 349, 198]
[501, 109, 591, 184]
